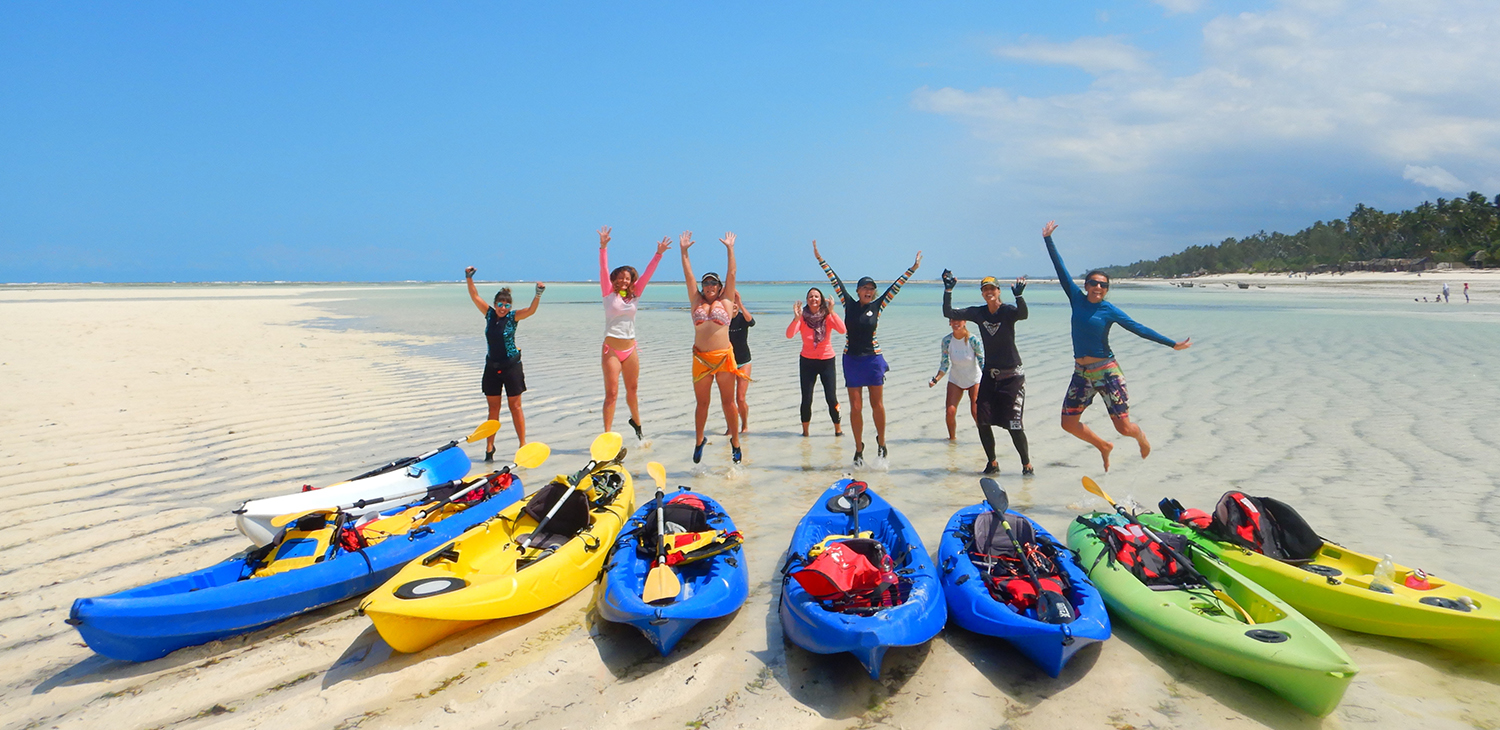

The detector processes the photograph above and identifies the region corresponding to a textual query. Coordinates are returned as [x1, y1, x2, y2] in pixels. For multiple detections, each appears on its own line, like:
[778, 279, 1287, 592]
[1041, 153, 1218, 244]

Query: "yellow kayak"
[360, 454, 633, 653]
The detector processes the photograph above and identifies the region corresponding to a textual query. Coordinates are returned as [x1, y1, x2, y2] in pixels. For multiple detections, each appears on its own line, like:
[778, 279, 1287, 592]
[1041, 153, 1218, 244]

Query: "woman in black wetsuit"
[727, 291, 754, 434]
[814, 240, 921, 466]
[465, 266, 544, 459]
[941, 270, 1033, 476]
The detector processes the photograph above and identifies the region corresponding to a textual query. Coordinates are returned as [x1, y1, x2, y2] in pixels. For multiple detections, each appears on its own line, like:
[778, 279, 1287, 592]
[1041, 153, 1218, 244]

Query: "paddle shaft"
[521, 451, 625, 552]
[655, 489, 668, 565]
[1103, 501, 1254, 624]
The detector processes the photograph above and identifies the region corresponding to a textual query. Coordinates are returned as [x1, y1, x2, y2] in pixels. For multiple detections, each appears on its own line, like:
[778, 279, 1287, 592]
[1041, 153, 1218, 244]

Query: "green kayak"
[1067, 513, 1358, 716]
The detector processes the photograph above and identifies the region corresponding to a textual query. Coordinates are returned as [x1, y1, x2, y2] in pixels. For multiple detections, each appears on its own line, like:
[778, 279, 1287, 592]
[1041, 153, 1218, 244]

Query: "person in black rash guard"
[942, 271, 1033, 475]
[465, 266, 544, 460]
[814, 240, 922, 466]
[727, 291, 755, 435]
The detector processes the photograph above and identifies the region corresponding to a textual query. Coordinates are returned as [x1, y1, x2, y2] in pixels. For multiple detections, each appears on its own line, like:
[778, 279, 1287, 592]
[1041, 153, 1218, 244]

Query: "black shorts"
[976, 371, 1025, 430]
[482, 358, 527, 398]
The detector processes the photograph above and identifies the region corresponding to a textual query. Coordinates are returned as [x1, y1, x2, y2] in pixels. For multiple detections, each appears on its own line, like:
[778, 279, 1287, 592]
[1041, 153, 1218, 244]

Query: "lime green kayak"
[1067, 514, 1357, 716]
[1140, 513, 1500, 661]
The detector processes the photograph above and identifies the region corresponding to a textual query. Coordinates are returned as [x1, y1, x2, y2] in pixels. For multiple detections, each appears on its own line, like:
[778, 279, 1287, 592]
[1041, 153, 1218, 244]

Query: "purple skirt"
[842, 353, 889, 388]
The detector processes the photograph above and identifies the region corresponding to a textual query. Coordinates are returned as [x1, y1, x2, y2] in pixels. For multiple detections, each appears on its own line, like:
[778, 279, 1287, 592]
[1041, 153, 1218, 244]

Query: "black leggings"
[799, 356, 841, 425]
[978, 425, 1030, 466]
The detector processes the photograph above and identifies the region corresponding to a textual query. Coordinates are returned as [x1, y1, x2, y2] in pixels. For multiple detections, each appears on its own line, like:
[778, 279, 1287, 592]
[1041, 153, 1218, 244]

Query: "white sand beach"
[2, 281, 1498, 730]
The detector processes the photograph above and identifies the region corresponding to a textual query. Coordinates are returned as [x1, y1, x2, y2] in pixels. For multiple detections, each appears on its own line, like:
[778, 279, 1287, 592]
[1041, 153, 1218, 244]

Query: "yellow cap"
[979, 276, 1001, 289]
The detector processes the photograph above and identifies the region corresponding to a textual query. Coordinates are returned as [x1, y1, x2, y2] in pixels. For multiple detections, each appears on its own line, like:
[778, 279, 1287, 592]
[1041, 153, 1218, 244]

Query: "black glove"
[1011, 279, 1026, 297]
[941, 269, 957, 291]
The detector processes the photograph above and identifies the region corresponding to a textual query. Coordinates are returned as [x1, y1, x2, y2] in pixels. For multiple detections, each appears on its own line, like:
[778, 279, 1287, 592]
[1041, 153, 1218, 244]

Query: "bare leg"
[601, 350, 622, 432]
[1062, 413, 1114, 471]
[692, 376, 713, 445]
[735, 364, 750, 433]
[869, 385, 886, 450]
[944, 382, 962, 440]
[1111, 413, 1151, 460]
[965, 385, 979, 424]
[485, 395, 504, 453]
[506, 394, 526, 446]
[716, 371, 741, 449]
[621, 349, 643, 428]
[847, 387, 865, 452]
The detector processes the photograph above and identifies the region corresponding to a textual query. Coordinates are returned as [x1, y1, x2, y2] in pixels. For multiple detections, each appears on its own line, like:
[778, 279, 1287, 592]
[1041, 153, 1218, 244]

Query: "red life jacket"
[791, 539, 900, 610]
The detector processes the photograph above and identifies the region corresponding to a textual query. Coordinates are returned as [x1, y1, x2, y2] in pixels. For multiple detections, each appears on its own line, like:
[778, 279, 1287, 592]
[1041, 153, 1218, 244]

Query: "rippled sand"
[3, 279, 1498, 730]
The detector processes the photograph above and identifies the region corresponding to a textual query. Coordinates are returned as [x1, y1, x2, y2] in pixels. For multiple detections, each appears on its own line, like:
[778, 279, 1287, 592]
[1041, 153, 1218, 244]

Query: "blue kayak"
[938, 502, 1110, 677]
[68, 473, 524, 662]
[779, 480, 946, 679]
[597, 487, 749, 655]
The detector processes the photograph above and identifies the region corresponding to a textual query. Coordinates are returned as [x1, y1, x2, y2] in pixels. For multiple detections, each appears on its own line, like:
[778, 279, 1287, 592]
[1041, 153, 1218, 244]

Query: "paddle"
[642, 461, 682, 604]
[1081, 476, 1255, 624]
[979, 478, 1075, 624]
[520, 432, 625, 552]
[415, 441, 550, 521]
[844, 480, 868, 536]
[345, 420, 501, 482]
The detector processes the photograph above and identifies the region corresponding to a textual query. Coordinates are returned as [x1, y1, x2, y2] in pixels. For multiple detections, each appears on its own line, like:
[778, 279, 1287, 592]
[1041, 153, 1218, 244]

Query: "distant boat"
[1257, 284, 1266, 289]
[1237, 282, 1250, 289]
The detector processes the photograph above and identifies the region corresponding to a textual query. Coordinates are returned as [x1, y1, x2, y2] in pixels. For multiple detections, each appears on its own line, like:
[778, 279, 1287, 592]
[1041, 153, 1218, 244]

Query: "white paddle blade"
[467, 420, 502, 443]
[590, 432, 624, 462]
[647, 461, 667, 489]
[513, 442, 550, 469]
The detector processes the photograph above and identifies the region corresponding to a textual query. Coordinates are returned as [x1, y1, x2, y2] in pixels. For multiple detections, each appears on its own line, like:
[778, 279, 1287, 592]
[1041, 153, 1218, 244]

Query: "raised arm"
[599, 227, 614, 297]
[464, 267, 489, 315]
[679, 231, 700, 304]
[516, 283, 545, 321]
[813, 240, 850, 304]
[941, 288, 971, 321]
[1012, 277, 1029, 320]
[633, 237, 670, 296]
[721, 232, 738, 303]
[877, 250, 922, 312]
[1109, 304, 1182, 349]
[1043, 221, 1083, 303]
[827, 311, 846, 334]
[786, 302, 804, 339]
[735, 291, 754, 323]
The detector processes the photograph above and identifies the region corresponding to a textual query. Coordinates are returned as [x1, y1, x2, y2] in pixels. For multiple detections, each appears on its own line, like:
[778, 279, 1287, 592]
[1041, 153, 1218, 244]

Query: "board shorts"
[977, 369, 1025, 430]
[482, 358, 527, 398]
[842, 353, 889, 389]
[1062, 359, 1128, 417]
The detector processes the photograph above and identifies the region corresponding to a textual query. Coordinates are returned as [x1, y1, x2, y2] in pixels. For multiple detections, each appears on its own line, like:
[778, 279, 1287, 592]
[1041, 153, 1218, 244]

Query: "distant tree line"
[1100, 191, 1500, 277]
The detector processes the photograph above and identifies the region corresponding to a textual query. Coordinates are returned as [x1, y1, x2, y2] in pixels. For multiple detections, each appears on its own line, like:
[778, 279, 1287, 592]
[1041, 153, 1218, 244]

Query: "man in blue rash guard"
[1042, 221, 1191, 471]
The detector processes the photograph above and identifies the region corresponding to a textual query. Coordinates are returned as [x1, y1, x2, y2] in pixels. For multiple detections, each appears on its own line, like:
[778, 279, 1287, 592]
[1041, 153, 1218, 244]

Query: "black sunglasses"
[1085, 279, 1110, 290]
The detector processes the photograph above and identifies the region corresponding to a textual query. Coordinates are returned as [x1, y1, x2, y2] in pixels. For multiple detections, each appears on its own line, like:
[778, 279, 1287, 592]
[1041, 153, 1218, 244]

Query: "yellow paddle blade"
[647, 461, 667, 489]
[1081, 476, 1114, 507]
[513, 441, 550, 469]
[466, 420, 501, 443]
[590, 432, 624, 462]
[643, 563, 682, 604]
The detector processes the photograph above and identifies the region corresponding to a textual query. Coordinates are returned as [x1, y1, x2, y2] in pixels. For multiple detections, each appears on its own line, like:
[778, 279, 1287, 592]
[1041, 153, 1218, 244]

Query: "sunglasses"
[1085, 279, 1110, 290]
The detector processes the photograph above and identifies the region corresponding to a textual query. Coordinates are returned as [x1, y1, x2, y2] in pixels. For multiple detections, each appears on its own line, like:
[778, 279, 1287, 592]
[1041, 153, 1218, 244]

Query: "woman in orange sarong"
[680, 230, 746, 464]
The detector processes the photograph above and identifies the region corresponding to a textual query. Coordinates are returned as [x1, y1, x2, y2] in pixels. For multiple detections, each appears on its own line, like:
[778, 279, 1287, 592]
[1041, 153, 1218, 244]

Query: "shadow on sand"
[322, 608, 552, 689]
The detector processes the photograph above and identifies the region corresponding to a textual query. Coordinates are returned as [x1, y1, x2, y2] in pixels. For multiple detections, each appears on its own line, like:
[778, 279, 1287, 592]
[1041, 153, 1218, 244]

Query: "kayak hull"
[779, 481, 946, 679]
[236, 443, 472, 546]
[69, 474, 522, 663]
[360, 464, 634, 653]
[1141, 514, 1500, 661]
[938, 503, 1111, 677]
[596, 488, 749, 655]
[1067, 514, 1357, 716]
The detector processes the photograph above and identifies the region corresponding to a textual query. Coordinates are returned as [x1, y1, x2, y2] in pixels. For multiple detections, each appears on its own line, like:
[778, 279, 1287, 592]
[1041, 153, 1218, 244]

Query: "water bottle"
[1369, 555, 1395, 594]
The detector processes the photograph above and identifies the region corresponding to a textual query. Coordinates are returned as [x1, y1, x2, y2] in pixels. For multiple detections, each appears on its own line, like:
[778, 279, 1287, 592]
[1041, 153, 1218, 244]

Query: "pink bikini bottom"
[602, 342, 637, 362]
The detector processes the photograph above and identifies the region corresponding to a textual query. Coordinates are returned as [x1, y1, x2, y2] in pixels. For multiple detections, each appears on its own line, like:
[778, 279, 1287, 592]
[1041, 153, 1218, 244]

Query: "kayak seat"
[518, 481, 591, 549]
[1208, 492, 1322, 563]
[969, 511, 1074, 613]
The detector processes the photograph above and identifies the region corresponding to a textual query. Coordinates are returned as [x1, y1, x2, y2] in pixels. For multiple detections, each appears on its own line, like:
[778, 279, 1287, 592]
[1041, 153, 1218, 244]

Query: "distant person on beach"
[787, 287, 845, 437]
[1443, 282, 1450, 303]
[1465, 282, 1470, 303]
[815, 240, 921, 466]
[1043, 221, 1191, 471]
[598, 226, 670, 440]
[681, 231, 746, 464]
[727, 291, 755, 435]
[942, 272, 1034, 475]
[465, 267, 543, 459]
[928, 317, 983, 440]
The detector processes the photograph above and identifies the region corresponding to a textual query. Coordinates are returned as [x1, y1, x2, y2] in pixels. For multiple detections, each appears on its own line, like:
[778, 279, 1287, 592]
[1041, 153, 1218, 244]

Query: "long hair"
[610, 265, 639, 300]
[805, 287, 827, 314]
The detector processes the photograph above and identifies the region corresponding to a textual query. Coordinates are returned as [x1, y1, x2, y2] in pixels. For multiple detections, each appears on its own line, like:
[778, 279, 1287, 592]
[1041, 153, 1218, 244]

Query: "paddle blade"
[1081, 476, 1114, 507]
[513, 442, 550, 469]
[590, 432, 624, 462]
[979, 477, 1008, 514]
[842, 480, 868, 500]
[647, 461, 667, 489]
[643, 563, 681, 604]
[1038, 590, 1077, 625]
[466, 420, 501, 443]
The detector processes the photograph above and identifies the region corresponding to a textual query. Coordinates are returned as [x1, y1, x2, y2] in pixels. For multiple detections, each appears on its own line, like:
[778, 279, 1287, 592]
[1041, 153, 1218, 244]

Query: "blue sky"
[2, 1, 1495, 283]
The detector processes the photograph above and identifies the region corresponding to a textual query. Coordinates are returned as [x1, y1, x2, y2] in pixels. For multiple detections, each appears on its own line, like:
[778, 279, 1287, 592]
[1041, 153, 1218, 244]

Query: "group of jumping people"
[463, 221, 1191, 473]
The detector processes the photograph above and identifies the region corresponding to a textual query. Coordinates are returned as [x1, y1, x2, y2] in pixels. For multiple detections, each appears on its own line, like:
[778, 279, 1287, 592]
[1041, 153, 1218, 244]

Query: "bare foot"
[1098, 440, 1115, 472]
[947, 435, 957, 442]
[802, 424, 810, 437]
[1137, 434, 1151, 459]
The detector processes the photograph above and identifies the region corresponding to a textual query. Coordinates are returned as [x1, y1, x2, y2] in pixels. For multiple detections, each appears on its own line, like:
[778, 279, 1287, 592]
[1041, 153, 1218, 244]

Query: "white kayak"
[235, 440, 475, 546]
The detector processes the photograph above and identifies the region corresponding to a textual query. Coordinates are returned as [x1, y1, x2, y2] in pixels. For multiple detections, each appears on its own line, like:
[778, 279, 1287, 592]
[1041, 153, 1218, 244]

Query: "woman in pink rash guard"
[786, 287, 846, 437]
[598, 226, 671, 439]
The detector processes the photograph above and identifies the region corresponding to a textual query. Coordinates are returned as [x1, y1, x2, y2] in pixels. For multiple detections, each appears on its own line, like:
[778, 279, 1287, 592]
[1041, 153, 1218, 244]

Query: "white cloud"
[914, 0, 1500, 249]
[1403, 165, 1467, 193]
[993, 37, 1152, 76]
[1154, 0, 1203, 14]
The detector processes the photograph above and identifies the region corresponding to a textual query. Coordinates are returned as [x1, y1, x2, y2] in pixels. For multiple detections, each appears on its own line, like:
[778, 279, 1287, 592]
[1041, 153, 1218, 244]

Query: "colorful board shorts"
[482, 358, 527, 398]
[1062, 359, 1128, 417]
[977, 369, 1025, 430]
[842, 353, 889, 388]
